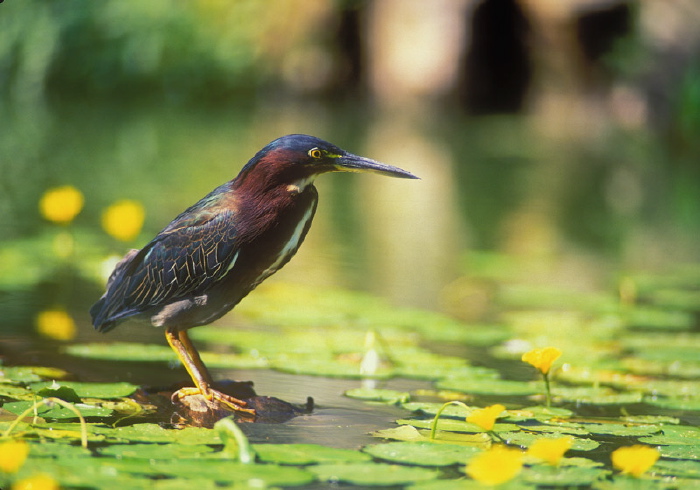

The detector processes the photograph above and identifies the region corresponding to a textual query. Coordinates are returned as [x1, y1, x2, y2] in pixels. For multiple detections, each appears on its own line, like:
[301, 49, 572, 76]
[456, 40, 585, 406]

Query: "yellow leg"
[165, 327, 255, 417]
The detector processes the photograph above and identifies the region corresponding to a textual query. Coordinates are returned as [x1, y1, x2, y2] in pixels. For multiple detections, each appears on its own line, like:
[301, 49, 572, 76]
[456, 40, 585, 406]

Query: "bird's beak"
[334, 153, 419, 179]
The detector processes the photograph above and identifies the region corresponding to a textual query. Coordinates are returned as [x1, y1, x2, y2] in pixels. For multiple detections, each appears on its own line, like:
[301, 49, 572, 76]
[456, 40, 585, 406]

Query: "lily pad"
[398, 418, 519, 434]
[65, 342, 177, 362]
[98, 443, 217, 459]
[2, 400, 113, 419]
[254, 443, 372, 465]
[581, 423, 661, 437]
[92, 423, 222, 445]
[436, 378, 540, 396]
[308, 462, 438, 486]
[520, 465, 608, 486]
[638, 425, 700, 446]
[363, 441, 481, 466]
[644, 397, 700, 411]
[500, 432, 600, 451]
[653, 459, 700, 478]
[29, 381, 138, 399]
[345, 388, 410, 404]
[659, 445, 700, 461]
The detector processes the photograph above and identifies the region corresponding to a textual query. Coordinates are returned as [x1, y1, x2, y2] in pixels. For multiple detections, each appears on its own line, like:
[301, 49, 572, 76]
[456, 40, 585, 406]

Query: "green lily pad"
[644, 397, 700, 411]
[581, 423, 661, 437]
[552, 386, 644, 405]
[436, 377, 540, 396]
[500, 432, 600, 451]
[373, 425, 428, 442]
[639, 425, 700, 446]
[30, 381, 138, 399]
[2, 400, 113, 419]
[345, 388, 410, 404]
[622, 307, 694, 331]
[521, 465, 608, 486]
[19, 457, 315, 487]
[522, 423, 590, 436]
[272, 357, 392, 378]
[92, 423, 222, 445]
[36, 384, 82, 403]
[659, 445, 700, 461]
[363, 441, 481, 466]
[519, 406, 575, 420]
[65, 342, 177, 362]
[254, 443, 371, 465]
[98, 443, 217, 459]
[1, 366, 71, 384]
[653, 459, 700, 478]
[0, 384, 33, 399]
[620, 415, 680, 425]
[28, 441, 92, 459]
[398, 418, 519, 434]
[309, 462, 438, 486]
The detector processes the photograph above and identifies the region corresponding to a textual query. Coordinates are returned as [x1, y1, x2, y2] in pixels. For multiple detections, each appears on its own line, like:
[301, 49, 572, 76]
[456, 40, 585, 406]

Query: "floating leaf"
[98, 443, 216, 460]
[2, 400, 113, 419]
[644, 397, 700, 411]
[639, 425, 700, 446]
[622, 307, 694, 331]
[363, 441, 481, 466]
[436, 378, 540, 396]
[254, 443, 371, 465]
[500, 432, 600, 452]
[29, 381, 138, 399]
[653, 459, 700, 478]
[36, 384, 82, 403]
[309, 462, 438, 486]
[659, 445, 700, 461]
[65, 343, 176, 362]
[521, 465, 608, 486]
[397, 418, 519, 434]
[345, 388, 410, 404]
[372, 425, 427, 442]
[582, 423, 661, 437]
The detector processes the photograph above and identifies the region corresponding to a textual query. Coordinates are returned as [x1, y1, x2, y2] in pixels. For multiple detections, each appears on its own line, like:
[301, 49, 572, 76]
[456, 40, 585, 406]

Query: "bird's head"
[234, 134, 418, 193]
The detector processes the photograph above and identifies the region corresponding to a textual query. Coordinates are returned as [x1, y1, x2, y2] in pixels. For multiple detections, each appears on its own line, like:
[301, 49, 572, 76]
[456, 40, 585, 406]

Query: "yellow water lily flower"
[0, 440, 29, 473]
[466, 445, 523, 485]
[102, 199, 145, 242]
[612, 445, 660, 477]
[466, 404, 506, 432]
[12, 474, 59, 490]
[36, 308, 77, 341]
[521, 346, 562, 375]
[39, 185, 84, 224]
[527, 436, 573, 465]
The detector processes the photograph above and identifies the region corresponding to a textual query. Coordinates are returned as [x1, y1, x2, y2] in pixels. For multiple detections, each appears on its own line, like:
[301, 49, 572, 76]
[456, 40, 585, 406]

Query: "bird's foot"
[171, 387, 256, 417]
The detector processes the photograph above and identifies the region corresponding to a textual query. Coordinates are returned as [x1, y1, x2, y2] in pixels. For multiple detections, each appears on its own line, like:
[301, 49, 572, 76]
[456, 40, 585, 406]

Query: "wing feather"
[91, 188, 241, 331]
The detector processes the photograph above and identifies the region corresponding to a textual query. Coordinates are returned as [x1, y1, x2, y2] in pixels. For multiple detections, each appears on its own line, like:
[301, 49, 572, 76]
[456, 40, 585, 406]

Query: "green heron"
[90, 134, 417, 416]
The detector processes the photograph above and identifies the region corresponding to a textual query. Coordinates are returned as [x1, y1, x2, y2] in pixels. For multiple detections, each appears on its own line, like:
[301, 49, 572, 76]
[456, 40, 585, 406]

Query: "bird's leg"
[165, 327, 255, 417]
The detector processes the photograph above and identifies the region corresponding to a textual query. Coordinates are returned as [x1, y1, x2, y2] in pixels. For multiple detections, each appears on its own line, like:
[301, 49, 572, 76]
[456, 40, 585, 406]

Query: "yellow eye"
[308, 148, 323, 159]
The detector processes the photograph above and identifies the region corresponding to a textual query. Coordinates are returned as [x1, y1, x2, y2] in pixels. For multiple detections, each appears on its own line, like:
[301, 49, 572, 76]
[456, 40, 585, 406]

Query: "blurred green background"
[0, 0, 699, 343]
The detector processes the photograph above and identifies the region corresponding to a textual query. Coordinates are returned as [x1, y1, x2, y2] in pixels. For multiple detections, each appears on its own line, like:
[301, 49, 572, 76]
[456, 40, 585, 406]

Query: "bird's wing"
[91, 192, 241, 329]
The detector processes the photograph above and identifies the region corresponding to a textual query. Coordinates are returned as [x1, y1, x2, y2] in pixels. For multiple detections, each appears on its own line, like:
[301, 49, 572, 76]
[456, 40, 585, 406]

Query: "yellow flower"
[12, 474, 59, 490]
[36, 308, 77, 341]
[522, 347, 562, 375]
[0, 440, 29, 473]
[466, 445, 523, 485]
[102, 200, 145, 242]
[39, 186, 84, 224]
[612, 445, 660, 477]
[527, 436, 573, 465]
[466, 404, 506, 432]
